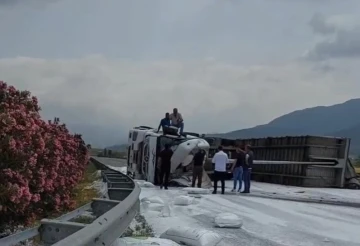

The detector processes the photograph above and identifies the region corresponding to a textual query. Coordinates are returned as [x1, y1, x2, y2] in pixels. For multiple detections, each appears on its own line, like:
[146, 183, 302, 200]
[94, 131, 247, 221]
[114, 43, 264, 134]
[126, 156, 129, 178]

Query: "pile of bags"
[138, 186, 243, 245]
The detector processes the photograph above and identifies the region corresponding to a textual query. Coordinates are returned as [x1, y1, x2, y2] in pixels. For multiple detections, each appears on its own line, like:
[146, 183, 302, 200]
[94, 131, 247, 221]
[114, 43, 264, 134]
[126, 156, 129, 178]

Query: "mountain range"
[72, 98, 360, 155]
[209, 98, 360, 155]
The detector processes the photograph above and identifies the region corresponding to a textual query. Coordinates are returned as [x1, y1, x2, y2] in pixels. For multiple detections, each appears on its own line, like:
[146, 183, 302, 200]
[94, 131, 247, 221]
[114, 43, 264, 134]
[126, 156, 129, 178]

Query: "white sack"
[182, 187, 210, 195]
[136, 180, 155, 187]
[140, 201, 151, 212]
[141, 196, 164, 204]
[188, 194, 202, 198]
[142, 182, 155, 187]
[135, 180, 145, 186]
[214, 213, 243, 228]
[147, 203, 164, 212]
[114, 237, 180, 246]
[174, 195, 194, 206]
[160, 227, 222, 246]
[160, 203, 171, 217]
[86, 181, 107, 197]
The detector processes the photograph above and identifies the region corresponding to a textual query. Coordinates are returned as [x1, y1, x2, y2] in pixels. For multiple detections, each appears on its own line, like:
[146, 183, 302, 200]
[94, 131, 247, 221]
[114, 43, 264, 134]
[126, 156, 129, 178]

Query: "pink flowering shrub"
[0, 81, 89, 231]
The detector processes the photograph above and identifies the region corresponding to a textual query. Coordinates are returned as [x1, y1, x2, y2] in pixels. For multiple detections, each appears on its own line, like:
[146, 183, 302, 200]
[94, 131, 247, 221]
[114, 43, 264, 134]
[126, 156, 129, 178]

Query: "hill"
[65, 123, 127, 148]
[210, 98, 360, 155]
[106, 144, 128, 152]
[331, 123, 360, 154]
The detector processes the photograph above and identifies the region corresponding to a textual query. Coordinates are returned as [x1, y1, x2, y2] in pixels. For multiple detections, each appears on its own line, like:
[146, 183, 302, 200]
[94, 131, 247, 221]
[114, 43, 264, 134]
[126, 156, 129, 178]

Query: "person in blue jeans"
[231, 146, 245, 192]
[242, 145, 254, 194]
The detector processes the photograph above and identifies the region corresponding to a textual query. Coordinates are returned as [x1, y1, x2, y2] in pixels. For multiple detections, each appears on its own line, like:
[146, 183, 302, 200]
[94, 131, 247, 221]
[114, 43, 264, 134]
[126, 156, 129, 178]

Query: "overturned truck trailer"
[203, 135, 359, 189]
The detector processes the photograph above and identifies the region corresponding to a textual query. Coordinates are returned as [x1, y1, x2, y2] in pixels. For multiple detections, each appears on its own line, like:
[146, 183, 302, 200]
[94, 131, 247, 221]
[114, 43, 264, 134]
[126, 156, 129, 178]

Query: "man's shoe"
[212, 191, 217, 194]
[165, 187, 168, 190]
[160, 185, 163, 189]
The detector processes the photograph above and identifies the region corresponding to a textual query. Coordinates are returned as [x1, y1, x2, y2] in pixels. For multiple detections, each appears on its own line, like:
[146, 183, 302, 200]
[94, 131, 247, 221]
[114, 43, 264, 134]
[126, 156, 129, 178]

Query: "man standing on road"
[158, 144, 173, 190]
[157, 112, 171, 133]
[192, 149, 206, 188]
[170, 108, 184, 135]
[231, 146, 245, 192]
[212, 146, 228, 194]
[242, 145, 254, 193]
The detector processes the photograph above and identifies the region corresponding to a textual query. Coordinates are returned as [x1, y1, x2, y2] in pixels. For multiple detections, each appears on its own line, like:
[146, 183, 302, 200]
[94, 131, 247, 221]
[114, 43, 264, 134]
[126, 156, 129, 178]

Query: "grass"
[89, 148, 103, 156]
[89, 147, 127, 159]
[70, 161, 99, 207]
[122, 214, 154, 238]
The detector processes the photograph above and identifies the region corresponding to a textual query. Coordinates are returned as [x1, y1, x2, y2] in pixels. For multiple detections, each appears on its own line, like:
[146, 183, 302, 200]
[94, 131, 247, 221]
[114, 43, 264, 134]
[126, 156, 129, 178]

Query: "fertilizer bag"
[114, 237, 180, 246]
[174, 195, 194, 206]
[214, 213, 243, 228]
[160, 226, 222, 246]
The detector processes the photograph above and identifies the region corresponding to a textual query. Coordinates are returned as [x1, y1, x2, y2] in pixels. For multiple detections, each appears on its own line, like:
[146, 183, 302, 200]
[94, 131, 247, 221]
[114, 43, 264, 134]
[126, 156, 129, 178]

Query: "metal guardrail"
[0, 157, 140, 246]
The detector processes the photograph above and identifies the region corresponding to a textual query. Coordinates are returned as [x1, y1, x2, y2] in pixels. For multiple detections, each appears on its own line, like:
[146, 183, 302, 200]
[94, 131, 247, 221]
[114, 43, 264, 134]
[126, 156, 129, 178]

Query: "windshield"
[158, 135, 187, 152]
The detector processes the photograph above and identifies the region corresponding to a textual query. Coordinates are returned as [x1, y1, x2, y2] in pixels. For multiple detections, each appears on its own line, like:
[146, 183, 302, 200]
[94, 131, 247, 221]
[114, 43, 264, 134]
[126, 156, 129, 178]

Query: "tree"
[0, 81, 89, 231]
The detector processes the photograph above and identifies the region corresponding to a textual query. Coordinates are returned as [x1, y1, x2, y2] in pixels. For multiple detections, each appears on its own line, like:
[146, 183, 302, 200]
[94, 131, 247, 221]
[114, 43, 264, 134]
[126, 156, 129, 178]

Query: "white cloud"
[1, 3, 360, 146]
[1, 56, 359, 143]
[306, 13, 360, 60]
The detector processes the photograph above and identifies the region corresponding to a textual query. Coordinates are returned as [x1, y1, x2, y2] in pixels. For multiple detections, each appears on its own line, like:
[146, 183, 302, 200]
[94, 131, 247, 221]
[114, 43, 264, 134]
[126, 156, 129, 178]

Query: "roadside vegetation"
[33, 161, 99, 223]
[70, 161, 99, 208]
[354, 158, 360, 174]
[0, 81, 95, 239]
[122, 214, 154, 238]
[93, 147, 127, 159]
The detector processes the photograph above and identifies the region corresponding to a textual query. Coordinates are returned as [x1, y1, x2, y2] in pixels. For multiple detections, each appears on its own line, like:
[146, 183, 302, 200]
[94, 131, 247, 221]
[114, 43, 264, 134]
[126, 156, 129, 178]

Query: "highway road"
[92, 157, 127, 168]
[92, 156, 360, 246]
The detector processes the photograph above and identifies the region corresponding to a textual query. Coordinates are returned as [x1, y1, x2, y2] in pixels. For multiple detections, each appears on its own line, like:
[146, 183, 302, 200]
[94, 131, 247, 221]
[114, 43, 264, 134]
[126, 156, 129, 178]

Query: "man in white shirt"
[170, 108, 184, 135]
[211, 146, 229, 194]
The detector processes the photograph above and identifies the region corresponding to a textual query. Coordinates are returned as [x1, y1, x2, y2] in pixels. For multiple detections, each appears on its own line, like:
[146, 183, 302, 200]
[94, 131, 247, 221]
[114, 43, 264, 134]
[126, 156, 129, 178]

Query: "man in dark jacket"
[192, 149, 206, 188]
[242, 145, 254, 193]
[157, 113, 171, 132]
[158, 143, 173, 189]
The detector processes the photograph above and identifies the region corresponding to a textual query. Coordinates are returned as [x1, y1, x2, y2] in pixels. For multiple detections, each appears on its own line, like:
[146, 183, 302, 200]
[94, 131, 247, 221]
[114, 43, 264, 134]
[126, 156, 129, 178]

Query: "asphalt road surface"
[92, 157, 127, 168]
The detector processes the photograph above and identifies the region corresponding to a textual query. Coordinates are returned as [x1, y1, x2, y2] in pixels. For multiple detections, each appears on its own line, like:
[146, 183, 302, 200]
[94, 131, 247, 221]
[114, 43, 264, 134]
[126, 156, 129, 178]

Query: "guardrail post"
[91, 199, 120, 217]
[1, 157, 141, 246]
[108, 188, 134, 201]
[39, 219, 86, 245]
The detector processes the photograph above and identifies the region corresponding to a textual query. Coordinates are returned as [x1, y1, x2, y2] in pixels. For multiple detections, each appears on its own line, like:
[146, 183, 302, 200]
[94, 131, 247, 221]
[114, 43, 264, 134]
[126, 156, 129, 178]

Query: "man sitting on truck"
[157, 112, 171, 133]
[170, 108, 184, 135]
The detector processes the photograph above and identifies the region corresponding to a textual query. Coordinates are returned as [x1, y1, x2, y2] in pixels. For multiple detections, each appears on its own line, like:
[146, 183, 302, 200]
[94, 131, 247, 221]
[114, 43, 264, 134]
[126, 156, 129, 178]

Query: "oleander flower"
[0, 81, 89, 230]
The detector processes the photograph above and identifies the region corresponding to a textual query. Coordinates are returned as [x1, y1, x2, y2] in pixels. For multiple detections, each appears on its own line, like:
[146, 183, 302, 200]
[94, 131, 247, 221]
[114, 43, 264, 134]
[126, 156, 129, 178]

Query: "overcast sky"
[1, 0, 360, 146]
